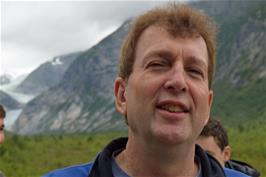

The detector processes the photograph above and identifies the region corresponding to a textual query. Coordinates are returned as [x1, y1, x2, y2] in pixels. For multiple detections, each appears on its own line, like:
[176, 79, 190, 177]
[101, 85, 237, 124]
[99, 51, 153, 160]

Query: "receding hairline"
[118, 3, 217, 88]
[136, 25, 209, 69]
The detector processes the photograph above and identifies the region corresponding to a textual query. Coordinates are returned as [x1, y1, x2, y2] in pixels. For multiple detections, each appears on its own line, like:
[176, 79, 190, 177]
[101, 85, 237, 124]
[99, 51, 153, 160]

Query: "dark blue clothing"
[42, 163, 92, 177]
[225, 159, 260, 177]
[42, 137, 226, 177]
[224, 168, 251, 177]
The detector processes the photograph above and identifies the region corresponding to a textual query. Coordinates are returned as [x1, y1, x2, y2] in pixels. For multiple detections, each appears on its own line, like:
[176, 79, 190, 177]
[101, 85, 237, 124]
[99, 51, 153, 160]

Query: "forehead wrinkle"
[137, 26, 208, 70]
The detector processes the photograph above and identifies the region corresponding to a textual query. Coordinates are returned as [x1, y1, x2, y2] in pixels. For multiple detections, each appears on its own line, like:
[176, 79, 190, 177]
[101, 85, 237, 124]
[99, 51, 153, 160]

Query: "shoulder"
[224, 167, 251, 177]
[42, 162, 93, 177]
[225, 159, 260, 177]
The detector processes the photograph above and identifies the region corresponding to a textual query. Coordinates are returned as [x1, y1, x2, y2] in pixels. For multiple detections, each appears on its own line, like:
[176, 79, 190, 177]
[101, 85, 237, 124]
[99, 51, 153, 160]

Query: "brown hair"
[200, 118, 229, 151]
[0, 104, 6, 118]
[118, 3, 217, 88]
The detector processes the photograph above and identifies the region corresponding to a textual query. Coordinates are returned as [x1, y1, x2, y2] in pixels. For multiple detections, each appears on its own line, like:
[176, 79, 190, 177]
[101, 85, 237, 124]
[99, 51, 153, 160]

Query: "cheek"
[192, 85, 211, 108]
[126, 75, 163, 119]
[190, 84, 211, 126]
[125, 79, 148, 115]
[130, 74, 163, 99]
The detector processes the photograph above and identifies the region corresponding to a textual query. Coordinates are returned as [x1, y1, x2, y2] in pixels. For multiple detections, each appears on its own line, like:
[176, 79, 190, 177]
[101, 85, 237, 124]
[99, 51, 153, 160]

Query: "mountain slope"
[15, 51, 82, 95]
[12, 21, 130, 134]
[0, 90, 22, 110]
[208, 1, 266, 126]
[0, 74, 13, 86]
[12, 1, 266, 135]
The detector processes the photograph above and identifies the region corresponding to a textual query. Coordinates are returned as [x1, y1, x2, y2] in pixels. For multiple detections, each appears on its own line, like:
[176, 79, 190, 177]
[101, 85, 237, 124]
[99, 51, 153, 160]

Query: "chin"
[154, 127, 188, 145]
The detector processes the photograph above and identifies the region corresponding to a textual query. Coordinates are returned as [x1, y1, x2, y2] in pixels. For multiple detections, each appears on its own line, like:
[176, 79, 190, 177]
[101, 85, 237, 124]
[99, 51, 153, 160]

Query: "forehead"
[135, 25, 208, 64]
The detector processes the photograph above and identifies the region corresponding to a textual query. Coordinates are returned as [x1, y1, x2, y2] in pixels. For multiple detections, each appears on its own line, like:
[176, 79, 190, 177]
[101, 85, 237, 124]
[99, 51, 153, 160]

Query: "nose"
[164, 65, 187, 92]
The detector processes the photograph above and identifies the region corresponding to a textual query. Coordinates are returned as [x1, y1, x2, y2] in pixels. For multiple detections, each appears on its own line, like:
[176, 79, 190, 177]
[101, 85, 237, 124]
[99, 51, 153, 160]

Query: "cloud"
[1, 1, 174, 76]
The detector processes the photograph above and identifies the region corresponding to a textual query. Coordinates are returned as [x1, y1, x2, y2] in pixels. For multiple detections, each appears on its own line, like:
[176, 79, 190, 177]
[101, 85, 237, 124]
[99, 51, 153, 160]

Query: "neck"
[115, 134, 199, 177]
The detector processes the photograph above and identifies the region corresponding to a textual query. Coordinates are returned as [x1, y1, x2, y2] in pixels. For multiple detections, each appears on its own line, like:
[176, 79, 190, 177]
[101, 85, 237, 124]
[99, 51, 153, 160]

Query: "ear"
[222, 145, 231, 162]
[208, 90, 213, 108]
[204, 90, 213, 125]
[114, 77, 127, 116]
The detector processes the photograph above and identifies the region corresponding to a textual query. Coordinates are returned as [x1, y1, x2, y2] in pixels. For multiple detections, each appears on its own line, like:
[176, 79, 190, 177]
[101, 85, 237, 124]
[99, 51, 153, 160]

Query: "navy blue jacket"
[225, 159, 260, 177]
[43, 137, 226, 177]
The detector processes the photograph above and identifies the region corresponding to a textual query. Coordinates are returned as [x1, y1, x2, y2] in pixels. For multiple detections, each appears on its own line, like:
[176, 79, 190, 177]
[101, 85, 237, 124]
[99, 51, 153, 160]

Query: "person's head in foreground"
[115, 3, 217, 176]
[196, 118, 231, 167]
[0, 104, 6, 145]
[43, 3, 230, 177]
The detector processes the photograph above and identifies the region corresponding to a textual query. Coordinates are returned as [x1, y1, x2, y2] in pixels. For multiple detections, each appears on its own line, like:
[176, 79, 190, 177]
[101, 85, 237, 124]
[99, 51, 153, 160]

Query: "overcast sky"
[1, 1, 195, 77]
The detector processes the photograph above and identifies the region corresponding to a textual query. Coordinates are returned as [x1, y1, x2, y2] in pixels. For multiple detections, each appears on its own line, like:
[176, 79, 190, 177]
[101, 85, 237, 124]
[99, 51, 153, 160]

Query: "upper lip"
[156, 100, 190, 113]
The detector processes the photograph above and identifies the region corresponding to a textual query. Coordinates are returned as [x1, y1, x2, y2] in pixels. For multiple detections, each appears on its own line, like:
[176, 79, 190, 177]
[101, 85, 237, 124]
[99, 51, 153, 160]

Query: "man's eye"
[146, 60, 168, 69]
[149, 62, 164, 67]
[187, 68, 204, 78]
[190, 69, 202, 74]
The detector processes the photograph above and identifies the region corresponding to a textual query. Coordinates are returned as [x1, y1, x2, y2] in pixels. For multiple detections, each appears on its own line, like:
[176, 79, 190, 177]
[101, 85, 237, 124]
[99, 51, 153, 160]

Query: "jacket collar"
[88, 137, 225, 177]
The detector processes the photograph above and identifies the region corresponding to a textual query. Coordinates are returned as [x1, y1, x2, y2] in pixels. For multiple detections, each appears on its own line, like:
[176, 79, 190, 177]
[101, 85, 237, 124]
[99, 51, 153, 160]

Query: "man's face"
[115, 26, 213, 145]
[196, 136, 230, 167]
[0, 118, 4, 144]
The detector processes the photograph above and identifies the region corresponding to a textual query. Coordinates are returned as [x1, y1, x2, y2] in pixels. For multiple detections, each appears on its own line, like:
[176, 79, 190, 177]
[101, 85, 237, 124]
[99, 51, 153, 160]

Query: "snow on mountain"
[15, 51, 82, 95]
[1, 74, 27, 91]
[51, 57, 63, 66]
[4, 109, 22, 131]
[0, 73, 14, 85]
[0, 73, 35, 103]
[0, 74, 35, 131]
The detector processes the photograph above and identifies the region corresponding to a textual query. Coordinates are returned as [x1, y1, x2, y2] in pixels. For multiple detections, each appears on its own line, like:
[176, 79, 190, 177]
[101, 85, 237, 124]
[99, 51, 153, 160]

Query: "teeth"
[161, 104, 183, 113]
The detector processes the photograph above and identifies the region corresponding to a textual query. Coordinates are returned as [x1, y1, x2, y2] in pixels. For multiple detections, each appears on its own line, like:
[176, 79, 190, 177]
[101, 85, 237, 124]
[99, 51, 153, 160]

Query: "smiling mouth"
[158, 104, 189, 113]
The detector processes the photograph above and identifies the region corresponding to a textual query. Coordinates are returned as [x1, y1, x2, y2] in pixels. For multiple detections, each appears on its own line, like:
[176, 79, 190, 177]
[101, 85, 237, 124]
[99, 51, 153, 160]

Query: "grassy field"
[0, 131, 127, 177]
[0, 124, 265, 177]
[228, 120, 266, 176]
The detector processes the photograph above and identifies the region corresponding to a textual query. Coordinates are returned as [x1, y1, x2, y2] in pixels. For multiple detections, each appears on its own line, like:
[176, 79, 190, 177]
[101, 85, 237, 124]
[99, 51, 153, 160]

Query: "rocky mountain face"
[12, 1, 266, 135]
[12, 21, 130, 134]
[15, 51, 82, 95]
[206, 1, 266, 125]
[0, 90, 22, 110]
[0, 74, 13, 86]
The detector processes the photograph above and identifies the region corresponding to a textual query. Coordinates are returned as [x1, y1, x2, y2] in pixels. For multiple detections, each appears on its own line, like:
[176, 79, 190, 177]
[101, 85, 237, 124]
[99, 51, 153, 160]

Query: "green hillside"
[212, 78, 266, 126]
[0, 126, 265, 177]
[1, 1, 265, 177]
[229, 119, 266, 175]
[209, 1, 266, 126]
[0, 132, 127, 177]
